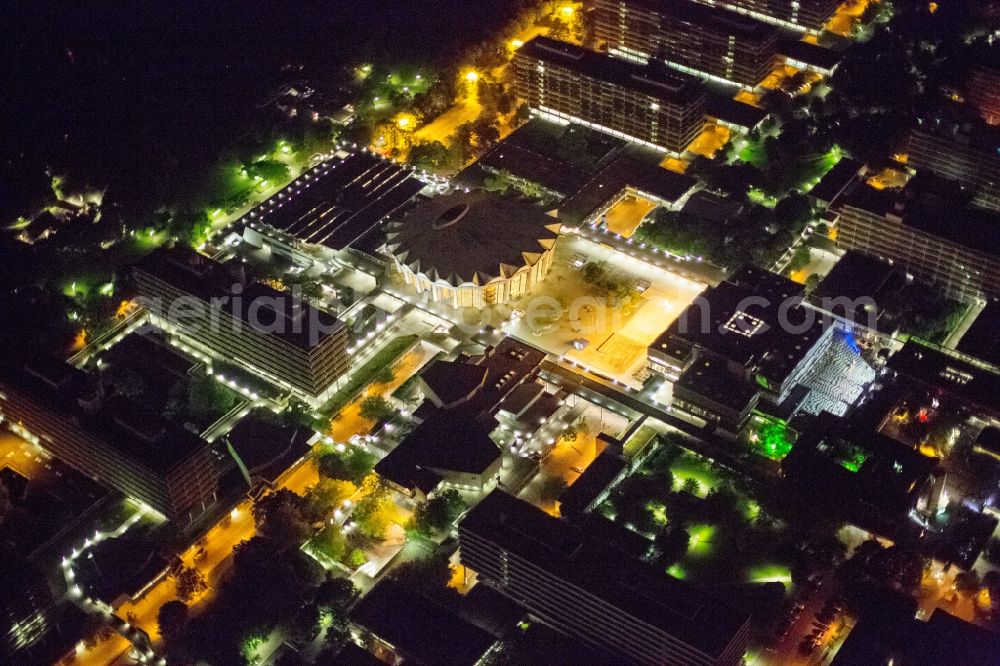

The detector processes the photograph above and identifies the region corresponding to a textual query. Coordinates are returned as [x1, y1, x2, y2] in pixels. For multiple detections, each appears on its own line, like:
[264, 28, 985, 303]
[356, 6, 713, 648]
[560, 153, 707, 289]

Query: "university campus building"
[513, 36, 707, 152]
[133, 246, 350, 401]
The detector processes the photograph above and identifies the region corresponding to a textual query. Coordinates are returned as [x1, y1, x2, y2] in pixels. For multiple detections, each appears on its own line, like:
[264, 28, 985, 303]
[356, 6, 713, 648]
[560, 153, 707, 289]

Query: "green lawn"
[669, 454, 723, 498]
[318, 334, 419, 417]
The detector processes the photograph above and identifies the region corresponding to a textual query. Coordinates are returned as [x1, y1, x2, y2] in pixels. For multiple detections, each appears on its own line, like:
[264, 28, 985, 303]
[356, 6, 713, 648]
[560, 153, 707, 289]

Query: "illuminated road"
[413, 98, 482, 146]
[328, 347, 427, 443]
[70, 456, 321, 665]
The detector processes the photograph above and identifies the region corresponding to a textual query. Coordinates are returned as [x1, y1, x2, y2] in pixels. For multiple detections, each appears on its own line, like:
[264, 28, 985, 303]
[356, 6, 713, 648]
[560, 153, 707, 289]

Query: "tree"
[303, 478, 355, 523]
[167, 209, 211, 247]
[175, 567, 207, 603]
[656, 526, 691, 567]
[316, 578, 358, 614]
[984, 538, 1000, 565]
[682, 478, 701, 496]
[359, 396, 394, 423]
[186, 374, 237, 421]
[243, 158, 291, 183]
[411, 489, 467, 535]
[804, 273, 822, 295]
[318, 447, 377, 484]
[483, 170, 512, 193]
[312, 526, 348, 563]
[787, 244, 812, 274]
[252, 488, 312, 544]
[157, 600, 188, 642]
[373, 366, 395, 386]
[955, 570, 981, 596]
[352, 494, 395, 541]
[537, 476, 568, 502]
[391, 554, 459, 604]
[408, 141, 452, 171]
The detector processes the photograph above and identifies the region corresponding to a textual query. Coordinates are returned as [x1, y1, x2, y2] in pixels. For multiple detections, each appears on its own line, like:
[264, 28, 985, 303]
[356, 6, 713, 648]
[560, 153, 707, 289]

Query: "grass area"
[319, 334, 419, 417]
[669, 453, 723, 498]
[623, 426, 658, 458]
[686, 524, 717, 557]
[746, 563, 793, 585]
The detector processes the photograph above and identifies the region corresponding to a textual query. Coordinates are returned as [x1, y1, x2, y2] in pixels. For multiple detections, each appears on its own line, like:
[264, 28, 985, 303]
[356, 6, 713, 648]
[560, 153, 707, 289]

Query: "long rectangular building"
[513, 36, 707, 154]
[459, 490, 752, 666]
[593, 0, 780, 88]
[242, 149, 426, 252]
[134, 247, 350, 400]
[693, 0, 840, 34]
[905, 118, 1000, 213]
[0, 357, 218, 520]
[834, 182, 1000, 303]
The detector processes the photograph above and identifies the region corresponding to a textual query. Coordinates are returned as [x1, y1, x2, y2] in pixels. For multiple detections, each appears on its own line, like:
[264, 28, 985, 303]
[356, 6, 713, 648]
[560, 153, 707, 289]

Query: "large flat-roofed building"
[385, 191, 561, 309]
[513, 36, 707, 153]
[0, 358, 218, 520]
[693, 0, 839, 34]
[593, 0, 780, 88]
[377, 337, 548, 498]
[833, 181, 1000, 303]
[133, 246, 350, 400]
[905, 116, 1000, 213]
[241, 149, 426, 256]
[649, 266, 831, 405]
[458, 490, 752, 666]
[885, 340, 1000, 421]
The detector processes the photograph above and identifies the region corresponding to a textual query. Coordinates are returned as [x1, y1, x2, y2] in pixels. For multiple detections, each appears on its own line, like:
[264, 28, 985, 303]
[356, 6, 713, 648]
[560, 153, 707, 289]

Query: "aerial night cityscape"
[3, 2, 1000, 665]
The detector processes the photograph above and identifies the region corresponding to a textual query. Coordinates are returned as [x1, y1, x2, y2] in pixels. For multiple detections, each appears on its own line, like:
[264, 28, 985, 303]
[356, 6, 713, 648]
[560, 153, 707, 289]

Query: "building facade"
[906, 121, 1000, 213]
[459, 491, 752, 666]
[385, 191, 562, 309]
[835, 186, 1000, 303]
[0, 360, 218, 520]
[593, 0, 780, 88]
[967, 65, 1000, 126]
[513, 36, 707, 153]
[133, 247, 350, 400]
[691, 0, 840, 34]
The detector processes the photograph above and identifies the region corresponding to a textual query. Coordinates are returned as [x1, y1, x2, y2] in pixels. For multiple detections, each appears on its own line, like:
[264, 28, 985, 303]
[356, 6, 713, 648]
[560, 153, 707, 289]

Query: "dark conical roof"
[385, 191, 561, 286]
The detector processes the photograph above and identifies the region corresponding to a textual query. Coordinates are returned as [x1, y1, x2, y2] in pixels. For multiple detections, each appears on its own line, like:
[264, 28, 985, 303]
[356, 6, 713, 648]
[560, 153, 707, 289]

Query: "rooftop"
[559, 150, 697, 225]
[349, 579, 497, 666]
[912, 111, 1000, 153]
[245, 149, 425, 250]
[1, 357, 210, 475]
[374, 410, 500, 490]
[224, 408, 313, 484]
[624, 0, 780, 40]
[652, 268, 823, 385]
[832, 607, 1000, 666]
[460, 490, 751, 660]
[808, 157, 863, 204]
[558, 446, 628, 516]
[704, 93, 770, 129]
[418, 359, 488, 408]
[135, 246, 345, 351]
[675, 357, 758, 412]
[809, 251, 904, 329]
[385, 190, 561, 286]
[518, 36, 707, 106]
[838, 181, 1000, 258]
[887, 340, 1000, 415]
[956, 301, 1000, 368]
[778, 37, 846, 72]
[784, 412, 938, 534]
